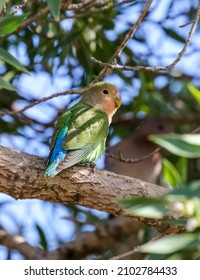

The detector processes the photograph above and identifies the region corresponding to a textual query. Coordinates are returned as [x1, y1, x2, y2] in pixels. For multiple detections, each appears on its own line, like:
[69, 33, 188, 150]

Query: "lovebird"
[105, 118, 171, 184]
[44, 82, 121, 177]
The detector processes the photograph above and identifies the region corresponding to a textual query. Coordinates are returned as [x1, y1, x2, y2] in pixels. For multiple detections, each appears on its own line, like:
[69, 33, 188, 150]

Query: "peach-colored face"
[82, 82, 121, 119]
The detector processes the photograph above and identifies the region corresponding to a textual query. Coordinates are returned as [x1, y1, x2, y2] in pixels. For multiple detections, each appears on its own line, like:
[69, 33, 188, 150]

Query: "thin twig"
[109, 233, 165, 260]
[93, 0, 154, 82]
[16, 0, 112, 31]
[0, 0, 133, 117]
[49, 0, 133, 22]
[106, 147, 160, 164]
[92, 0, 200, 74]
[0, 85, 92, 117]
[179, 20, 194, 28]
[109, 245, 140, 260]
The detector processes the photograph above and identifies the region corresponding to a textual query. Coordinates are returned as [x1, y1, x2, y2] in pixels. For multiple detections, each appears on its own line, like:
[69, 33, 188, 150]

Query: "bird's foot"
[77, 162, 97, 174]
[89, 162, 96, 173]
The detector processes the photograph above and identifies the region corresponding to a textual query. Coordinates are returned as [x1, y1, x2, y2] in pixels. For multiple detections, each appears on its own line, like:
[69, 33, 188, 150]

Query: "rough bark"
[0, 145, 167, 216]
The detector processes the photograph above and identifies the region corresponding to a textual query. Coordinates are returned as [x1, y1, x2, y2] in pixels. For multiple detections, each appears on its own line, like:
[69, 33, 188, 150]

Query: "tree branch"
[0, 145, 168, 226]
[92, 0, 200, 73]
[0, 218, 144, 260]
[93, 0, 154, 82]
[16, 0, 113, 32]
[0, 85, 90, 117]
[110, 232, 164, 260]
[0, 229, 42, 259]
[106, 147, 160, 164]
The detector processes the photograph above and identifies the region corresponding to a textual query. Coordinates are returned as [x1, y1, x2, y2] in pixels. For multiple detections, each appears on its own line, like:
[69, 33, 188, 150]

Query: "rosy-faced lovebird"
[44, 82, 121, 177]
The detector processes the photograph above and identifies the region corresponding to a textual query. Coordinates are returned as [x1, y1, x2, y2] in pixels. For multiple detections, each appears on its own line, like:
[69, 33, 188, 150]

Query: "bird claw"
[90, 162, 96, 173]
[85, 162, 96, 175]
[76, 162, 96, 173]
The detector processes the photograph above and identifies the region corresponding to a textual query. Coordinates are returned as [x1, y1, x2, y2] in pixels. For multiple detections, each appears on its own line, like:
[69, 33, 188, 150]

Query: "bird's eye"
[158, 125, 164, 131]
[103, 89, 109, 94]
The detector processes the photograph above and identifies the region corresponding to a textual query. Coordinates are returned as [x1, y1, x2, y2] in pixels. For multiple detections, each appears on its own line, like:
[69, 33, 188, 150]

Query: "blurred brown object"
[104, 118, 172, 259]
[105, 118, 172, 184]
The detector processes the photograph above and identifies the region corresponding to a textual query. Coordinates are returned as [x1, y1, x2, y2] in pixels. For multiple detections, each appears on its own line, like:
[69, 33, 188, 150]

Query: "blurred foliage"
[122, 180, 200, 259]
[0, 0, 200, 260]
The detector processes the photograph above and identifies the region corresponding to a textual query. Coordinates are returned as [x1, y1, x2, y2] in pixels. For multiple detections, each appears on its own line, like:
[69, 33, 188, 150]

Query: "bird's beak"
[114, 98, 121, 109]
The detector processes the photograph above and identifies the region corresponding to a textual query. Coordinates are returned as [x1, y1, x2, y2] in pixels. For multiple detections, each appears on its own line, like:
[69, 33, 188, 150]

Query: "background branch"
[94, 0, 154, 82]
[0, 218, 143, 260]
[106, 147, 160, 164]
[92, 0, 200, 73]
[0, 229, 42, 259]
[0, 0, 153, 117]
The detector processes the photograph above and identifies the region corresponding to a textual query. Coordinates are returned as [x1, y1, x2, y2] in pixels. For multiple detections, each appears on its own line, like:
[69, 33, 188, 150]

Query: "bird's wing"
[63, 107, 109, 150]
[44, 102, 91, 176]
[56, 108, 109, 169]
[56, 140, 105, 171]
[49, 102, 90, 150]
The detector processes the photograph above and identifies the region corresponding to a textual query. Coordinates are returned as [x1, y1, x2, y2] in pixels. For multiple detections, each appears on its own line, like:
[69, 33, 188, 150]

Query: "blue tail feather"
[44, 126, 68, 177]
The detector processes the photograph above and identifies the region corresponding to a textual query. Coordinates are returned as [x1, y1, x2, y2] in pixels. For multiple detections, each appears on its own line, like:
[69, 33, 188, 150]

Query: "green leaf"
[187, 83, 200, 103]
[36, 224, 48, 250]
[177, 157, 188, 184]
[164, 28, 186, 43]
[0, 13, 28, 37]
[46, 0, 62, 21]
[162, 158, 181, 188]
[0, 76, 17, 91]
[149, 133, 200, 158]
[140, 233, 199, 254]
[121, 197, 168, 218]
[165, 180, 200, 201]
[0, 47, 29, 74]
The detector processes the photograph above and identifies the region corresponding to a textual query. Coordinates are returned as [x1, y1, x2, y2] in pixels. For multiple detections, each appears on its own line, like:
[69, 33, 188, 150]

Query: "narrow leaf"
[187, 83, 200, 103]
[163, 28, 186, 43]
[46, 0, 62, 21]
[0, 77, 16, 91]
[121, 197, 168, 219]
[140, 233, 199, 254]
[36, 224, 48, 250]
[165, 180, 200, 201]
[125, 204, 167, 218]
[177, 157, 188, 184]
[0, 47, 29, 74]
[0, 13, 28, 37]
[162, 158, 181, 188]
[149, 133, 200, 158]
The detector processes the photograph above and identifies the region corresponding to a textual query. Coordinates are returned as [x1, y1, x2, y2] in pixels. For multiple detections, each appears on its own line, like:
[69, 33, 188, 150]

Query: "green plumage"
[44, 102, 109, 176]
[44, 81, 121, 177]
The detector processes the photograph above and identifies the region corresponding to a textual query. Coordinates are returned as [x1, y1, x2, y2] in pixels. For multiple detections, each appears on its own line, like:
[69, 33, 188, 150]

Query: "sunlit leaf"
[0, 13, 28, 36]
[46, 0, 62, 21]
[0, 47, 29, 74]
[177, 157, 188, 185]
[165, 180, 200, 201]
[162, 158, 181, 188]
[187, 83, 200, 103]
[0, 76, 16, 91]
[149, 134, 200, 158]
[140, 233, 199, 254]
[121, 197, 168, 218]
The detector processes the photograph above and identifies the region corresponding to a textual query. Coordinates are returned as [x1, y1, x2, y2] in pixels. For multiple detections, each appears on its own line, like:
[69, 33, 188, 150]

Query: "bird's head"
[81, 82, 121, 121]
[135, 118, 172, 141]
